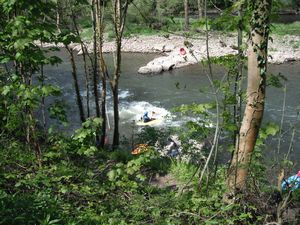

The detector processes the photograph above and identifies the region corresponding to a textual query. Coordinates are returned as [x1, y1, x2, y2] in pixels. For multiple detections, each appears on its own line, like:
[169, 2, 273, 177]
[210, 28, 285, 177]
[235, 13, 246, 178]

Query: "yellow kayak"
[136, 118, 163, 126]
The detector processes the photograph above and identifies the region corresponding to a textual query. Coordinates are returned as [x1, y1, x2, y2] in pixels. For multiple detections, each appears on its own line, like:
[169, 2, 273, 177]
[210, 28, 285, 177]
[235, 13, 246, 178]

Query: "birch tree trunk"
[227, 0, 273, 192]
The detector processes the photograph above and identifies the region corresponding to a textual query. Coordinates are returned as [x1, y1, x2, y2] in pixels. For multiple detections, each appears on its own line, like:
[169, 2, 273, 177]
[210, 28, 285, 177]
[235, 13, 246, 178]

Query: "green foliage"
[72, 117, 102, 155]
[248, 122, 280, 187]
[267, 72, 287, 88]
[1, 0, 299, 224]
[256, 122, 280, 147]
[272, 22, 300, 36]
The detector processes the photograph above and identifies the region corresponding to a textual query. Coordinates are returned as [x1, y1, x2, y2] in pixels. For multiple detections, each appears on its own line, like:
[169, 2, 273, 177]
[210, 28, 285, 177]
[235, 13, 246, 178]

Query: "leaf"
[2, 86, 11, 95]
[49, 219, 61, 224]
[15, 52, 23, 60]
[60, 186, 68, 194]
[265, 122, 279, 136]
[205, 220, 220, 225]
[0, 56, 10, 63]
[107, 170, 116, 181]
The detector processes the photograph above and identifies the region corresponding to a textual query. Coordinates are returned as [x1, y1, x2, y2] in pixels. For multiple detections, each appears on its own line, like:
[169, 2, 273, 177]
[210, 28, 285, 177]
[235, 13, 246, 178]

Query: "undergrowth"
[0, 123, 288, 224]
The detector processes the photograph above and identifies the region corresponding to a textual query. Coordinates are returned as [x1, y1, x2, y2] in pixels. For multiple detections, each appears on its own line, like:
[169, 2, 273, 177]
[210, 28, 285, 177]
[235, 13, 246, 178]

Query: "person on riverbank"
[281, 171, 300, 191]
[179, 47, 187, 61]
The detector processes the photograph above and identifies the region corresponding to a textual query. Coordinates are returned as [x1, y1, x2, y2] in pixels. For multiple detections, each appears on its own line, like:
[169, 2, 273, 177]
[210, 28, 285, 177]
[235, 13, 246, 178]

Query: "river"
[44, 50, 300, 161]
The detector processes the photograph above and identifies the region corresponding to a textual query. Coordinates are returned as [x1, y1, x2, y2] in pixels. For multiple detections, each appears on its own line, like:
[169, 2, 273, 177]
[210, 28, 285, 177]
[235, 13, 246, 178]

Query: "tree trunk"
[29, 112, 42, 167]
[197, 0, 204, 19]
[92, 0, 101, 120]
[184, 0, 189, 31]
[227, 0, 273, 192]
[66, 45, 85, 123]
[96, 0, 108, 148]
[233, 8, 244, 148]
[110, 0, 128, 148]
[112, 82, 120, 147]
[112, 35, 122, 148]
[156, 0, 163, 22]
[71, 10, 91, 118]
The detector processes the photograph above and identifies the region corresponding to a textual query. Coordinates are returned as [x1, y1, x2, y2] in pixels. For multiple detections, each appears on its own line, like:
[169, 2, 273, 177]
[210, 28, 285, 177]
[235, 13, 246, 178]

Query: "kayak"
[136, 118, 163, 126]
[131, 143, 149, 155]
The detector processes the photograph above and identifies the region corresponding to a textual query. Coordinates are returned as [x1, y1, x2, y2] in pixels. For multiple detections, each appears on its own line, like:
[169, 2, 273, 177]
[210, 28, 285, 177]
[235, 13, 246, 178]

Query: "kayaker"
[142, 111, 156, 123]
[281, 170, 300, 191]
[142, 111, 151, 123]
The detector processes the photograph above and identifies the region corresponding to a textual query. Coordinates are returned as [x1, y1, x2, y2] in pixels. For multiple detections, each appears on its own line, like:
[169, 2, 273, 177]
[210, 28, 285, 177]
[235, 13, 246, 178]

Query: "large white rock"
[138, 47, 199, 74]
[161, 60, 175, 71]
[138, 65, 163, 74]
[138, 66, 152, 74]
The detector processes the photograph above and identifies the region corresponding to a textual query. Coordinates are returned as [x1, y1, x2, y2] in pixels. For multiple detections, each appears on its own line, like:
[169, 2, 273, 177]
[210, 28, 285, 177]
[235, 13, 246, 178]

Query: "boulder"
[138, 66, 151, 74]
[138, 65, 163, 74]
[138, 48, 203, 74]
[162, 61, 175, 71]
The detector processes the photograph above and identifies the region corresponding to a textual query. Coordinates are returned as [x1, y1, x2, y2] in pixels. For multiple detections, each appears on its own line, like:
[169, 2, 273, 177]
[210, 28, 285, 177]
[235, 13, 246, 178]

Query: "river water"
[44, 50, 300, 162]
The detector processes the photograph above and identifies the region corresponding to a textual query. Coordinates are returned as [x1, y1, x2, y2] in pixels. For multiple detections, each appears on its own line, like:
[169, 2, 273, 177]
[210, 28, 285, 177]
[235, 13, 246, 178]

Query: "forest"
[1, 0, 300, 224]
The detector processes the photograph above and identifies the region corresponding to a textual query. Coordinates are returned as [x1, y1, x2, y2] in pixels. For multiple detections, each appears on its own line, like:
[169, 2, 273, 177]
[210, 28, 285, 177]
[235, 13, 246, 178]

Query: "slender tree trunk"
[197, 0, 204, 19]
[111, 36, 122, 147]
[71, 11, 91, 118]
[233, 8, 244, 147]
[112, 31, 122, 148]
[156, 0, 163, 22]
[112, 81, 119, 147]
[29, 112, 42, 167]
[184, 0, 189, 31]
[66, 45, 85, 123]
[198, 0, 220, 188]
[110, 0, 129, 148]
[40, 45, 46, 131]
[227, 0, 273, 192]
[91, 1, 101, 119]
[95, 0, 108, 148]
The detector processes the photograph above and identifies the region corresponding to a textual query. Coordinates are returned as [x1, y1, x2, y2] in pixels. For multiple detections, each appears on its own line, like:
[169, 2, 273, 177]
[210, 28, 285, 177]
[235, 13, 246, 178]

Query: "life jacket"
[180, 48, 187, 56]
[142, 112, 150, 122]
[282, 174, 300, 191]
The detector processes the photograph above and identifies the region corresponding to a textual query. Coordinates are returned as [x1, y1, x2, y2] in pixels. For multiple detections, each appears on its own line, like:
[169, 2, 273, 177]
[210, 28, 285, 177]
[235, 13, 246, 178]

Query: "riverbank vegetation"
[1, 0, 300, 224]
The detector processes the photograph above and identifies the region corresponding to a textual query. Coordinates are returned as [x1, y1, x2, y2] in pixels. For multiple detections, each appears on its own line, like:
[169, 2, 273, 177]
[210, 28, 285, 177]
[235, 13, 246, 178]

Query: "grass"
[272, 22, 300, 36]
[80, 27, 93, 42]
[79, 17, 206, 42]
[79, 19, 300, 43]
[289, 40, 300, 49]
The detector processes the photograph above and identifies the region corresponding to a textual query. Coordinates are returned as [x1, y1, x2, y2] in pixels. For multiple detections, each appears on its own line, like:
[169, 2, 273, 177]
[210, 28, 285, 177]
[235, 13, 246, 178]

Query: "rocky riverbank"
[40, 33, 300, 73]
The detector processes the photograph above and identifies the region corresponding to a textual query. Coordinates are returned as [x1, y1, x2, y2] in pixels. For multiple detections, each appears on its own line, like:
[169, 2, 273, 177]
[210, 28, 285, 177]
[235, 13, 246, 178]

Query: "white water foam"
[118, 101, 170, 125]
[118, 90, 133, 99]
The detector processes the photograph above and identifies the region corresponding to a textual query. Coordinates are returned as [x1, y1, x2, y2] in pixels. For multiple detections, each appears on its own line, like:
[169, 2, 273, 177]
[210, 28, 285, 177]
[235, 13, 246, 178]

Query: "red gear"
[180, 48, 186, 56]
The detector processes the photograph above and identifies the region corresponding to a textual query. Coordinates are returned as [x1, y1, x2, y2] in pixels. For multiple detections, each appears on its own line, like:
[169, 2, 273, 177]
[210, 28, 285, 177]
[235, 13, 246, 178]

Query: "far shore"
[39, 33, 300, 72]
